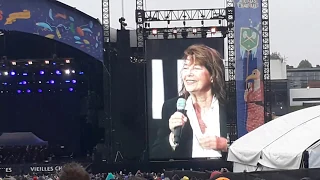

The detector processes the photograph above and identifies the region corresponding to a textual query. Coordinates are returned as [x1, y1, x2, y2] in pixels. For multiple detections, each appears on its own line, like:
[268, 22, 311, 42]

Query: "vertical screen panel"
[151, 59, 164, 119]
[145, 38, 225, 160]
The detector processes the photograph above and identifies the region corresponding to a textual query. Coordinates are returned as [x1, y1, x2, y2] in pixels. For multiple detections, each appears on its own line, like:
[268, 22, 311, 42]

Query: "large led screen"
[146, 38, 228, 160]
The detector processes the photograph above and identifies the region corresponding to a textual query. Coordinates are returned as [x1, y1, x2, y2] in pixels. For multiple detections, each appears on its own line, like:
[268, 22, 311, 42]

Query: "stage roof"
[0, 0, 103, 61]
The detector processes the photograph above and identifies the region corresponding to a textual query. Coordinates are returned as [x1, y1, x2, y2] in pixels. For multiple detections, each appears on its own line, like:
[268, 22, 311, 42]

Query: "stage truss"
[262, 0, 272, 122]
[135, 0, 238, 142]
[102, 0, 113, 161]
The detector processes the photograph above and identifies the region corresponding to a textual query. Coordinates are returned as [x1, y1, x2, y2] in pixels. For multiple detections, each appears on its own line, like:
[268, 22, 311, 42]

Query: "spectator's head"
[59, 163, 90, 180]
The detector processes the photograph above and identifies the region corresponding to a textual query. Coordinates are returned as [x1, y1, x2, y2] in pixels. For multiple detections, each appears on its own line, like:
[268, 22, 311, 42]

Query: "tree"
[270, 52, 282, 60]
[297, 59, 312, 68]
[270, 52, 286, 62]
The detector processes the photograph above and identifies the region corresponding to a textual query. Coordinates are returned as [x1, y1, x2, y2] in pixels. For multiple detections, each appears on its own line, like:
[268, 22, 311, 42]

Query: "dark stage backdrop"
[0, 31, 104, 156]
[145, 38, 224, 159]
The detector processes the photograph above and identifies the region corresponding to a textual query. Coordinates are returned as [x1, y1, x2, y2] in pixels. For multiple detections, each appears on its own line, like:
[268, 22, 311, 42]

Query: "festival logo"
[237, 0, 259, 9]
[240, 20, 261, 58]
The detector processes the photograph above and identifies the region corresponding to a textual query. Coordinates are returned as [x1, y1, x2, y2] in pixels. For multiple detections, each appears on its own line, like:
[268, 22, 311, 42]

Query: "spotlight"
[45, 60, 50, 64]
[10, 71, 15, 76]
[69, 88, 74, 92]
[65, 59, 70, 64]
[173, 28, 178, 34]
[210, 27, 216, 33]
[71, 70, 75, 73]
[12, 62, 16, 66]
[79, 71, 84, 75]
[163, 32, 169, 39]
[28, 61, 32, 65]
[152, 29, 157, 35]
[181, 30, 188, 38]
[50, 80, 54, 84]
[72, 80, 76, 84]
[22, 73, 28, 76]
[192, 28, 197, 34]
[65, 69, 70, 74]
[26, 89, 31, 93]
[3, 72, 8, 76]
[56, 70, 61, 75]
[201, 29, 207, 38]
[40, 71, 45, 75]
[22, 81, 27, 85]
[38, 89, 42, 93]
[17, 90, 21, 94]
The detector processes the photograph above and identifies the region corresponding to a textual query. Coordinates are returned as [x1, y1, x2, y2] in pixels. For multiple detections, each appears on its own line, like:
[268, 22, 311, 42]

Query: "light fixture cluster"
[145, 26, 228, 39]
[0, 58, 85, 95]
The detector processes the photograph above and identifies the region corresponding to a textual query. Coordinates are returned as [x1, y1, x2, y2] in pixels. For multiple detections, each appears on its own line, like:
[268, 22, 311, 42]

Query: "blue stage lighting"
[65, 80, 70, 83]
[72, 80, 76, 84]
[22, 73, 28, 76]
[79, 71, 84, 75]
[10, 72, 15, 76]
[17, 90, 21, 93]
[56, 70, 61, 75]
[26, 89, 31, 93]
[40, 71, 44, 75]
[38, 89, 42, 93]
[50, 80, 54, 84]
[69, 88, 74, 92]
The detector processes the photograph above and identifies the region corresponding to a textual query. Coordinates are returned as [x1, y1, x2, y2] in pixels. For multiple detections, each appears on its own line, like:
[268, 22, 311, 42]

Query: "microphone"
[173, 98, 187, 145]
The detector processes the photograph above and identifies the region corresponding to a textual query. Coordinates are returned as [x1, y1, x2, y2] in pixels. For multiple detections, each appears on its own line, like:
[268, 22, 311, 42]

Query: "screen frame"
[145, 38, 226, 161]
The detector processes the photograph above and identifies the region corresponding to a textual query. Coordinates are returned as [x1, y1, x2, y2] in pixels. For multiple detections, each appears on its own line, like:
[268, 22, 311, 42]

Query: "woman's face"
[181, 57, 212, 94]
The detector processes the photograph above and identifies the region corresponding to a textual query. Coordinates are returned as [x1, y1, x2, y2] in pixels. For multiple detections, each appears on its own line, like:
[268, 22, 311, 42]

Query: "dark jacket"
[150, 96, 228, 160]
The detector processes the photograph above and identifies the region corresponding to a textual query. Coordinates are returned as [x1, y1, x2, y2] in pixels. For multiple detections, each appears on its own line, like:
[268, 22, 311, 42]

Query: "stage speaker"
[116, 30, 131, 59]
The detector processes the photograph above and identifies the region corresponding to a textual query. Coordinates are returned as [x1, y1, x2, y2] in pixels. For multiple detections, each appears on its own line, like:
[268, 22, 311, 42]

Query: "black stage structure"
[0, 31, 104, 160]
[96, 0, 271, 172]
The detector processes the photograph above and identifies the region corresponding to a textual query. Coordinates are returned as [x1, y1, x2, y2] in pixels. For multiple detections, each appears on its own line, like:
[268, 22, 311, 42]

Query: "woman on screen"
[150, 44, 228, 159]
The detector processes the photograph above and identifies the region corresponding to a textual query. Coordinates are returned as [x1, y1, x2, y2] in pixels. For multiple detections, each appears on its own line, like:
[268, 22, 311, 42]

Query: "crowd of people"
[0, 162, 227, 180]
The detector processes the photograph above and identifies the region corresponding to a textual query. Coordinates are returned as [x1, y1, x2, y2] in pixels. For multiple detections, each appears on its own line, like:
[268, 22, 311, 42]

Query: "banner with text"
[0, 163, 90, 175]
[235, 0, 264, 137]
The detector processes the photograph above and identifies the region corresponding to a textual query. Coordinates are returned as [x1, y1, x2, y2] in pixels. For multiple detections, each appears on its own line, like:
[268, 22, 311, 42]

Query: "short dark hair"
[59, 163, 89, 180]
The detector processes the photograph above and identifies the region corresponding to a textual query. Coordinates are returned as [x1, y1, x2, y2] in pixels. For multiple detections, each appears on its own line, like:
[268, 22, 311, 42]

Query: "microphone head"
[176, 98, 186, 111]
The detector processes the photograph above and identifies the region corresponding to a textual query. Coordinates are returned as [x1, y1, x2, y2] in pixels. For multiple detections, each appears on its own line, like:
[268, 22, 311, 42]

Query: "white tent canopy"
[228, 105, 320, 172]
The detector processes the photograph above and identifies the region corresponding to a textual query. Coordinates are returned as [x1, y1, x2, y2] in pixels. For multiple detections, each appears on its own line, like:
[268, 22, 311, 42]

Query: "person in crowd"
[59, 162, 90, 180]
[151, 44, 229, 159]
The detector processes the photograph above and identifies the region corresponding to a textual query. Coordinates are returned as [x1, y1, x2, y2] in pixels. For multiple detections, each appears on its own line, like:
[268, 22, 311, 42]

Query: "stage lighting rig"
[145, 26, 228, 39]
[0, 57, 85, 95]
[144, 8, 226, 22]
[119, 17, 127, 30]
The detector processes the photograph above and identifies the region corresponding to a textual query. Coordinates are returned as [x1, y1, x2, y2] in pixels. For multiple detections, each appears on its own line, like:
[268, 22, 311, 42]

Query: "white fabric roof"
[228, 105, 320, 170]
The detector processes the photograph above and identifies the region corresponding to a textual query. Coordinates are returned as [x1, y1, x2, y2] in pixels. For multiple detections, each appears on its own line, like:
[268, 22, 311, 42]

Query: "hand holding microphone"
[169, 112, 187, 132]
[169, 98, 187, 145]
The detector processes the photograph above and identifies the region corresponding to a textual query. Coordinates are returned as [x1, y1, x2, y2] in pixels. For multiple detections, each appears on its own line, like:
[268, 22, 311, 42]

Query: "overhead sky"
[59, 0, 320, 67]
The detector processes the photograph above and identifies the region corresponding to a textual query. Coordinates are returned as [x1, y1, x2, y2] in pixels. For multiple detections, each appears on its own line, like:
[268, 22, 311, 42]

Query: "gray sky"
[60, 0, 320, 67]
